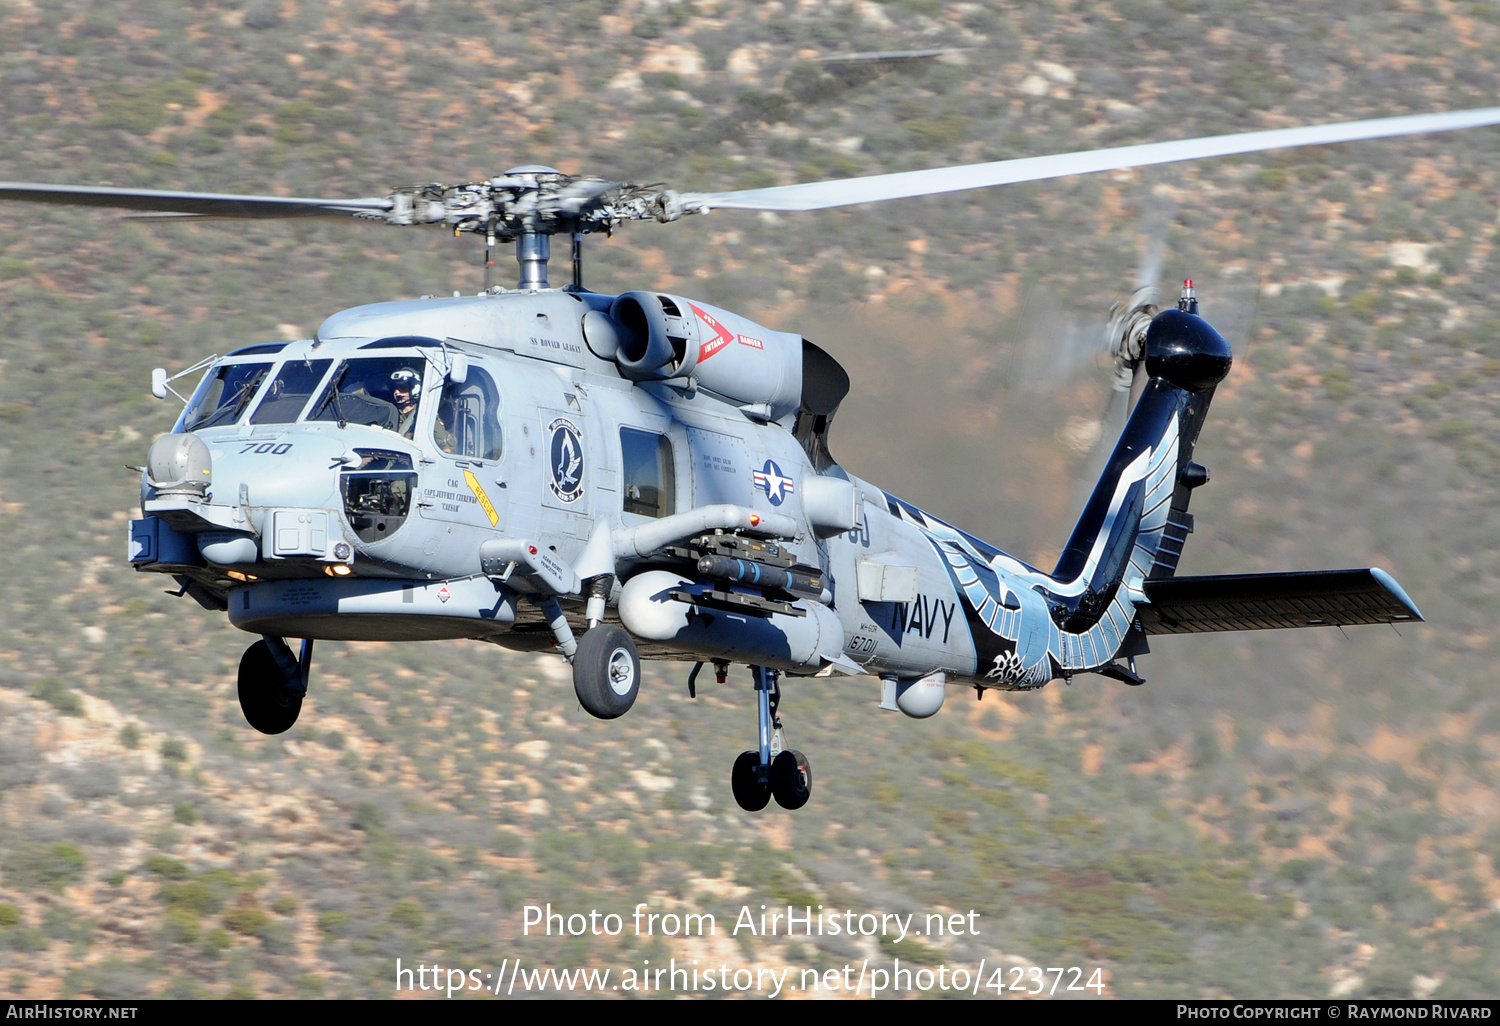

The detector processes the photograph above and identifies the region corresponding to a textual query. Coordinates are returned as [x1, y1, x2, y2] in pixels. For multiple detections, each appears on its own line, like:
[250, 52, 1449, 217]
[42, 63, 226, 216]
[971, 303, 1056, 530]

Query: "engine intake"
[606, 291, 694, 380]
[585, 292, 803, 418]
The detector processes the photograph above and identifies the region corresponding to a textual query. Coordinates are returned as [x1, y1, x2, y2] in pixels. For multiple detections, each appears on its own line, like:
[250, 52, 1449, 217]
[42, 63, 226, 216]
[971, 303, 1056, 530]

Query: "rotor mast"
[516, 231, 550, 291]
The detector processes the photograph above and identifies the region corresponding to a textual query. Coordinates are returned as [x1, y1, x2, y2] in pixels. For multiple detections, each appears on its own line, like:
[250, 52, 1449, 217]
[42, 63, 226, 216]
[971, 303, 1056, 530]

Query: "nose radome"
[145, 432, 212, 495]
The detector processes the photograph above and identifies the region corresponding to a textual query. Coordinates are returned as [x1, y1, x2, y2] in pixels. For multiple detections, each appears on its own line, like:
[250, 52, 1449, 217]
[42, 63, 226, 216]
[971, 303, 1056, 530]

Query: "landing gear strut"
[238, 636, 309, 735]
[731, 665, 811, 812]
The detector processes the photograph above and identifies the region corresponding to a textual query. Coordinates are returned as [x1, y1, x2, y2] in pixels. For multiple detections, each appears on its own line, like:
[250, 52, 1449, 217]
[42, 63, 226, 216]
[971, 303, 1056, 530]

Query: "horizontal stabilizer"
[1137, 568, 1422, 635]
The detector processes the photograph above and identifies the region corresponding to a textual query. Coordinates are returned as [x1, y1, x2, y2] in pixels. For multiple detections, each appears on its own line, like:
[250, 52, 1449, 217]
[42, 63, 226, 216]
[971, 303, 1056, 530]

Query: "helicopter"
[5, 107, 1486, 813]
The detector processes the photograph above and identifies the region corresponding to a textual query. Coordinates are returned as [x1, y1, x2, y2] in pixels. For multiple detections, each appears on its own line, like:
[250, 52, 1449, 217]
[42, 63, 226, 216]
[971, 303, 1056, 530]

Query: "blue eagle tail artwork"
[885, 286, 1424, 691]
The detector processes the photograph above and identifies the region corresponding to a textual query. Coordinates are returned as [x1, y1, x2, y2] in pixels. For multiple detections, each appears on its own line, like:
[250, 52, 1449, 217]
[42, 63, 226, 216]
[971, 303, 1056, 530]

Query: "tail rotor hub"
[1107, 286, 1160, 391]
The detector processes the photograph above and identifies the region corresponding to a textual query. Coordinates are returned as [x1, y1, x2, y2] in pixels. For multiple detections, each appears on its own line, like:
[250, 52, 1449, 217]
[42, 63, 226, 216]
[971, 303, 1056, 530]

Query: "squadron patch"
[547, 417, 585, 503]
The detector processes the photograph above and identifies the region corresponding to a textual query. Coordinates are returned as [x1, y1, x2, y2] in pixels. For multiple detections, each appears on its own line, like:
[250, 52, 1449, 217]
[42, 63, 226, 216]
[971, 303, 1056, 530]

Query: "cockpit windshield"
[249, 359, 334, 425]
[308, 357, 428, 439]
[181, 362, 271, 431]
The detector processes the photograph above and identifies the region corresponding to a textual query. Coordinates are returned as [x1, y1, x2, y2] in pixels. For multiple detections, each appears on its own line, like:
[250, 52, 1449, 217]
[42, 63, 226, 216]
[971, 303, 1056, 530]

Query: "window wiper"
[315, 365, 351, 428]
[199, 375, 261, 428]
[226, 377, 262, 422]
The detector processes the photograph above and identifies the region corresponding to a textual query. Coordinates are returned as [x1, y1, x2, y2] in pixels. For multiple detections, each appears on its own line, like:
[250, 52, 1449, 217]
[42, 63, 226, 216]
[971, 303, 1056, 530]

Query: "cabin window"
[433, 366, 503, 461]
[249, 359, 333, 424]
[181, 362, 272, 431]
[620, 427, 675, 518]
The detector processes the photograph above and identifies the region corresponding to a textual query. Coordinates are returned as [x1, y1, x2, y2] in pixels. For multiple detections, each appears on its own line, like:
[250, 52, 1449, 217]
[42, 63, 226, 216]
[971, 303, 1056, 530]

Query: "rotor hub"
[374, 170, 687, 290]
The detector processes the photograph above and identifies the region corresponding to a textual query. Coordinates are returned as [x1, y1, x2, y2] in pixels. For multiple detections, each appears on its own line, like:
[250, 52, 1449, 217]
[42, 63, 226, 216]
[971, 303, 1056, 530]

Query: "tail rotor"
[1104, 283, 1161, 418]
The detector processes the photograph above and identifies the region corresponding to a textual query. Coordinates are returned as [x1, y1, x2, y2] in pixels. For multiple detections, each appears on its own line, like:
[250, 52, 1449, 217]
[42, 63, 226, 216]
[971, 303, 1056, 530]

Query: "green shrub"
[1322, 365, 1355, 401]
[95, 91, 166, 134]
[144, 855, 189, 879]
[160, 977, 203, 1000]
[3, 842, 86, 892]
[2, 927, 48, 953]
[162, 907, 200, 944]
[260, 921, 296, 953]
[159, 870, 238, 916]
[492, 830, 523, 858]
[388, 899, 424, 929]
[316, 910, 351, 937]
[223, 906, 271, 936]
[30, 679, 82, 717]
[351, 801, 385, 832]
[294, 974, 326, 998]
[93, 80, 197, 135]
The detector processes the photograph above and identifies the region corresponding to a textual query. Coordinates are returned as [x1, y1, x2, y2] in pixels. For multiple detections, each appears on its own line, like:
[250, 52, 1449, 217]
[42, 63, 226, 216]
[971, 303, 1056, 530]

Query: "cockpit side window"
[249, 359, 333, 425]
[620, 427, 675, 518]
[433, 366, 503, 460]
[181, 363, 271, 431]
[309, 357, 427, 438]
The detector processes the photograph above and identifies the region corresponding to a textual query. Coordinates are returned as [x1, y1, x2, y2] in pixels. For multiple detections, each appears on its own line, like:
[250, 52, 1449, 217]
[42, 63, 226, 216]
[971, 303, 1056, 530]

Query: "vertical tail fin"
[1050, 309, 1231, 619]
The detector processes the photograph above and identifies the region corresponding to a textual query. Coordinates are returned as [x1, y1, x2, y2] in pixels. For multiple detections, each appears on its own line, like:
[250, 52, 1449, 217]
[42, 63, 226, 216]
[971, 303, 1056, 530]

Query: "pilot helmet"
[389, 366, 422, 397]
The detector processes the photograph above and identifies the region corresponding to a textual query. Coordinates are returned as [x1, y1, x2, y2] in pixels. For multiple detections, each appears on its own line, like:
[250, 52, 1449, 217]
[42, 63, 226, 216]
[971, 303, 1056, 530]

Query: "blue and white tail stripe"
[938, 542, 1023, 642]
[1044, 414, 1179, 599]
[888, 394, 1188, 686]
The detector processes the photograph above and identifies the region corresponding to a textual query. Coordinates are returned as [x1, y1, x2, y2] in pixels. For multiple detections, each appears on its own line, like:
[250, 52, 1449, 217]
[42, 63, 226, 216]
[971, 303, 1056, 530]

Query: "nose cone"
[145, 432, 212, 495]
[1144, 309, 1233, 392]
[204, 431, 353, 511]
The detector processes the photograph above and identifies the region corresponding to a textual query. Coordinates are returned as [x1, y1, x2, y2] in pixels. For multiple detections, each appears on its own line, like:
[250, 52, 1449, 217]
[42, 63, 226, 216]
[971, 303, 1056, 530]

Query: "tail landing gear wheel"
[770, 750, 812, 810]
[237, 640, 303, 735]
[572, 625, 640, 720]
[731, 751, 771, 812]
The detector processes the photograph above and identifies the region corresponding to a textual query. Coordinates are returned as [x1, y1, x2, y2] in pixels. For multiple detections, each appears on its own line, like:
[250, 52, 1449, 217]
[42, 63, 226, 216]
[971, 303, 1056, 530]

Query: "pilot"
[434, 400, 458, 454]
[390, 366, 421, 439]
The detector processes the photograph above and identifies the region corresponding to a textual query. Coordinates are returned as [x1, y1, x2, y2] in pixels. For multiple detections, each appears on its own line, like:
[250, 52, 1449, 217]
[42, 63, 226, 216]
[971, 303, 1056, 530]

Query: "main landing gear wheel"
[572, 624, 640, 720]
[237, 639, 303, 735]
[770, 749, 812, 810]
[731, 751, 771, 812]
[729, 665, 812, 812]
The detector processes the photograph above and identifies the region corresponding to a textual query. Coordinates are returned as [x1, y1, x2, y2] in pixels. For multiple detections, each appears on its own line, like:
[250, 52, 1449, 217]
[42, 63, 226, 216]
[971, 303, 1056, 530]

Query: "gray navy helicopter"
[6, 107, 1491, 812]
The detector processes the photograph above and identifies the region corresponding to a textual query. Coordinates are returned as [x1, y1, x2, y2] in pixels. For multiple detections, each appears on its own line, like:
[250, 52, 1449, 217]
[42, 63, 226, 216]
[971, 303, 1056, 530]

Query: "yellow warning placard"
[464, 469, 499, 526]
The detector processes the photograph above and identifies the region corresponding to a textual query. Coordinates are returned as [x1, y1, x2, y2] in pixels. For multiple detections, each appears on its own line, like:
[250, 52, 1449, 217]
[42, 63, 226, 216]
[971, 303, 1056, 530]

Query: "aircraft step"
[1148, 509, 1194, 579]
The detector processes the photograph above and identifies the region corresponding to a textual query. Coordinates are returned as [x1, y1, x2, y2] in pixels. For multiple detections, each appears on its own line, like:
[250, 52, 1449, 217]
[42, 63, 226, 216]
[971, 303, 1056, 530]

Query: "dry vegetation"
[0, 0, 1497, 1000]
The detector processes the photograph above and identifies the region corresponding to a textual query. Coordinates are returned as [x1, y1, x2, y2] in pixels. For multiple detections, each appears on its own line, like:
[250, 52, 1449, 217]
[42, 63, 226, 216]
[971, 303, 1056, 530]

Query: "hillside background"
[1, 0, 1498, 1000]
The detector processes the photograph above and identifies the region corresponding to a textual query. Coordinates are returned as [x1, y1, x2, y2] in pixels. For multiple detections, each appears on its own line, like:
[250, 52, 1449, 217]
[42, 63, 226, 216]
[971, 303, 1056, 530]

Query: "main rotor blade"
[0, 183, 393, 219]
[683, 107, 1500, 213]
